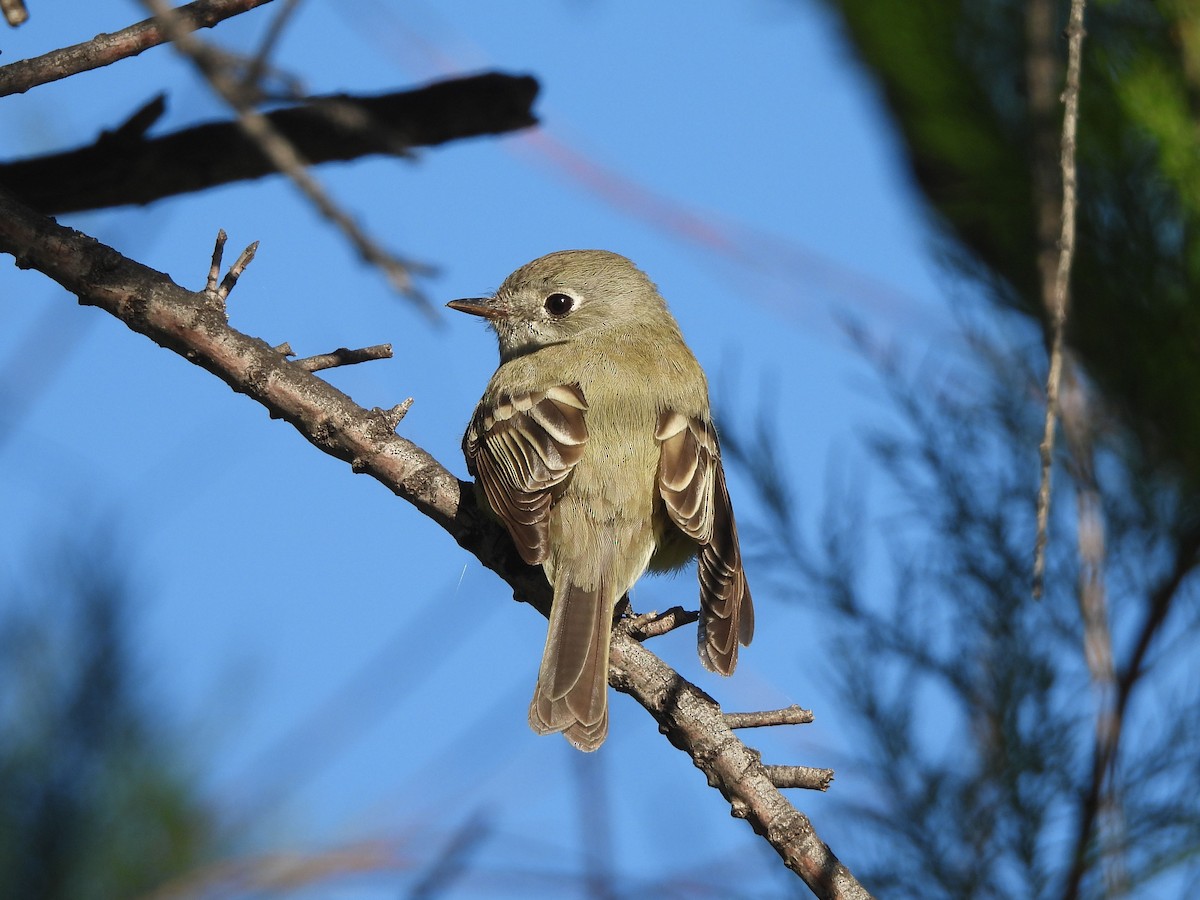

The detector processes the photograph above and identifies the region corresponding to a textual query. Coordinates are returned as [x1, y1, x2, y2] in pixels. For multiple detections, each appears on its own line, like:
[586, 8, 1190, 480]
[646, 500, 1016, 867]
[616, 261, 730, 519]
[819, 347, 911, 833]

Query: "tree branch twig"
[292, 345, 394, 373]
[623, 606, 699, 640]
[725, 706, 815, 729]
[764, 765, 834, 792]
[0, 0, 273, 97]
[1032, 0, 1087, 599]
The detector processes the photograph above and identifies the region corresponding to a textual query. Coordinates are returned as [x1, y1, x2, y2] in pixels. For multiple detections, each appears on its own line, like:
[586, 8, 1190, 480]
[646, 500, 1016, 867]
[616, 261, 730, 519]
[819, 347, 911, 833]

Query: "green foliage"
[822, 0, 1200, 482]
[0, 538, 215, 899]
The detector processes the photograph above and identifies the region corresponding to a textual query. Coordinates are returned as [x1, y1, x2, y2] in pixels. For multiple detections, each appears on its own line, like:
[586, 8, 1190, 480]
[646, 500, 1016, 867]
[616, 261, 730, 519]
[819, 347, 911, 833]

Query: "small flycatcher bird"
[448, 250, 753, 751]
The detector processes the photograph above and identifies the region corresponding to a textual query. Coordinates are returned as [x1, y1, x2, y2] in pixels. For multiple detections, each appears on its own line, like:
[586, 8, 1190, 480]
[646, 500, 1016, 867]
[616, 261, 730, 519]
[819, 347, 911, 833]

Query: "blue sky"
[1, 2, 964, 895]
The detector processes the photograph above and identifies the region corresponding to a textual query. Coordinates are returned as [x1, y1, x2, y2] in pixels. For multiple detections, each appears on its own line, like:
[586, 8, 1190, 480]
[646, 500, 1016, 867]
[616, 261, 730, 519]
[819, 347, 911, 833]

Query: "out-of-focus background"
[2, 2, 1199, 898]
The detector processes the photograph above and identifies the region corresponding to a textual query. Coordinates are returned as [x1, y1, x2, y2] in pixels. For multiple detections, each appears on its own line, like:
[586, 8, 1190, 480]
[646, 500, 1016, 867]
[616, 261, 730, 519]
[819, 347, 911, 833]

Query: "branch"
[0, 186, 872, 900]
[1062, 521, 1200, 900]
[0, 0, 273, 97]
[608, 634, 861, 895]
[292, 345, 393, 374]
[1032, 0, 1087, 598]
[725, 705, 815, 729]
[0, 73, 539, 215]
[624, 605, 698, 640]
[764, 766, 834, 792]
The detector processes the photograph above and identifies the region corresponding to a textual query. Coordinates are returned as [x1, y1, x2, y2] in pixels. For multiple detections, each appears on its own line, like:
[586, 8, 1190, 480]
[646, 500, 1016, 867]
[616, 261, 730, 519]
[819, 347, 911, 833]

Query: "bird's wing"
[655, 410, 754, 674]
[464, 384, 589, 565]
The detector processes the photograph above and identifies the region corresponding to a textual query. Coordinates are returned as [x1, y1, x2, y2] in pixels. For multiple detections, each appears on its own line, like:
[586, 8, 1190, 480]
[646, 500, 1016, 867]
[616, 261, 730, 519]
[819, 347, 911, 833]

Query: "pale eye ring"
[544, 292, 574, 316]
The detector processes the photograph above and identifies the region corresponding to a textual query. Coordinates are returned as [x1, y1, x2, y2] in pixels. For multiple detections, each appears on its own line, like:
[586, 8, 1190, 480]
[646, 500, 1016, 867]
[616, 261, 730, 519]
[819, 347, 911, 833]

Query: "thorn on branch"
[104, 94, 168, 144]
[206, 228, 227, 294]
[379, 398, 413, 431]
[724, 705, 815, 729]
[764, 765, 834, 792]
[623, 606, 700, 640]
[292, 344, 393, 373]
[203, 229, 258, 303]
[218, 240, 259, 301]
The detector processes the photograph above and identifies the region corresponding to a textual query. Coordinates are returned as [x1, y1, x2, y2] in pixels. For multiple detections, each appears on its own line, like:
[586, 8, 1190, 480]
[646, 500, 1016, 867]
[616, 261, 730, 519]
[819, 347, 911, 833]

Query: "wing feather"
[656, 411, 754, 674]
[464, 384, 588, 565]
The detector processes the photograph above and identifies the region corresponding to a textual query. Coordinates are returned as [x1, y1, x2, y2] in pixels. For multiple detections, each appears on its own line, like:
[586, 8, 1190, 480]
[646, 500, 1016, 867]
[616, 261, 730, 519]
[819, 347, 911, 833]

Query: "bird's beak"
[447, 297, 508, 320]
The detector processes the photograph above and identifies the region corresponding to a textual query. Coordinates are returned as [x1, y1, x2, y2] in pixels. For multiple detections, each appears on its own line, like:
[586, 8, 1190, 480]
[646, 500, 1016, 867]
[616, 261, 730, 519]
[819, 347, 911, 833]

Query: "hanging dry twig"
[1032, 0, 1087, 598]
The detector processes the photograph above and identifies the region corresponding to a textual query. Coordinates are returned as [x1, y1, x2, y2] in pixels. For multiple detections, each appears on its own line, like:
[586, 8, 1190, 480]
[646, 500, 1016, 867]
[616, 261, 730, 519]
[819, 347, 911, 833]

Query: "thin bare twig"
[379, 399, 413, 431]
[764, 766, 834, 792]
[216, 241, 259, 302]
[1032, 0, 1087, 599]
[725, 706, 814, 729]
[0, 0, 273, 97]
[292, 345, 393, 373]
[206, 229, 229, 295]
[200, 227, 257, 303]
[623, 606, 699, 640]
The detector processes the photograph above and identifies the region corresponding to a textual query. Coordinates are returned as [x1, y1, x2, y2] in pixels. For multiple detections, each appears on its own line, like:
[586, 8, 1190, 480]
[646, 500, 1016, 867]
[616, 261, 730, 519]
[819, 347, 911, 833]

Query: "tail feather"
[528, 577, 613, 751]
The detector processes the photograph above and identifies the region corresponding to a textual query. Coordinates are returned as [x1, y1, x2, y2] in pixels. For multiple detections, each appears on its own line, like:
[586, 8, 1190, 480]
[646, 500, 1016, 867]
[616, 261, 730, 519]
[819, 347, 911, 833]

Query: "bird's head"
[447, 249, 673, 362]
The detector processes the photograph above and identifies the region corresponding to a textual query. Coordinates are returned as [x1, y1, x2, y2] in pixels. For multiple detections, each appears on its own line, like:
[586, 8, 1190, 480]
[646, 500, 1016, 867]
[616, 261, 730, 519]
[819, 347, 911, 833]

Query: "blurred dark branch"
[1063, 520, 1200, 900]
[405, 812, 491, 900]
[573, 751, 616, 900]
[0, 73, 540, 215]
[2, 0, 28, 28]
[0, 0, 273, 97]
[241, 0, 302, 94]
[0, 186, 873, 900]
[1059, 365, 1123, 897]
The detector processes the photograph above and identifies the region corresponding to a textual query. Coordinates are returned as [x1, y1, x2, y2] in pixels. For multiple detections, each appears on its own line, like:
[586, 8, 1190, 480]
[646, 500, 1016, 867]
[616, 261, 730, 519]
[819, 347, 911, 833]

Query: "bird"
[448, 249, 753, 751]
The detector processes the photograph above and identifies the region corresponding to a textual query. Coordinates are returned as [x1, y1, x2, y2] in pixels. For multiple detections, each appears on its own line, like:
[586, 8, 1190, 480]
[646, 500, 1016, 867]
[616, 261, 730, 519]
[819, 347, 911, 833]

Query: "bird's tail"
[528, 571, 614, 752]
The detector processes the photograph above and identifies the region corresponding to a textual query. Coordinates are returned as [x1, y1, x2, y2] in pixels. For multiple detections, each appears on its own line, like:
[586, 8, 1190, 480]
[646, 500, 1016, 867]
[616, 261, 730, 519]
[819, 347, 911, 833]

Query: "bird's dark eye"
[544, 292, 574, 316]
